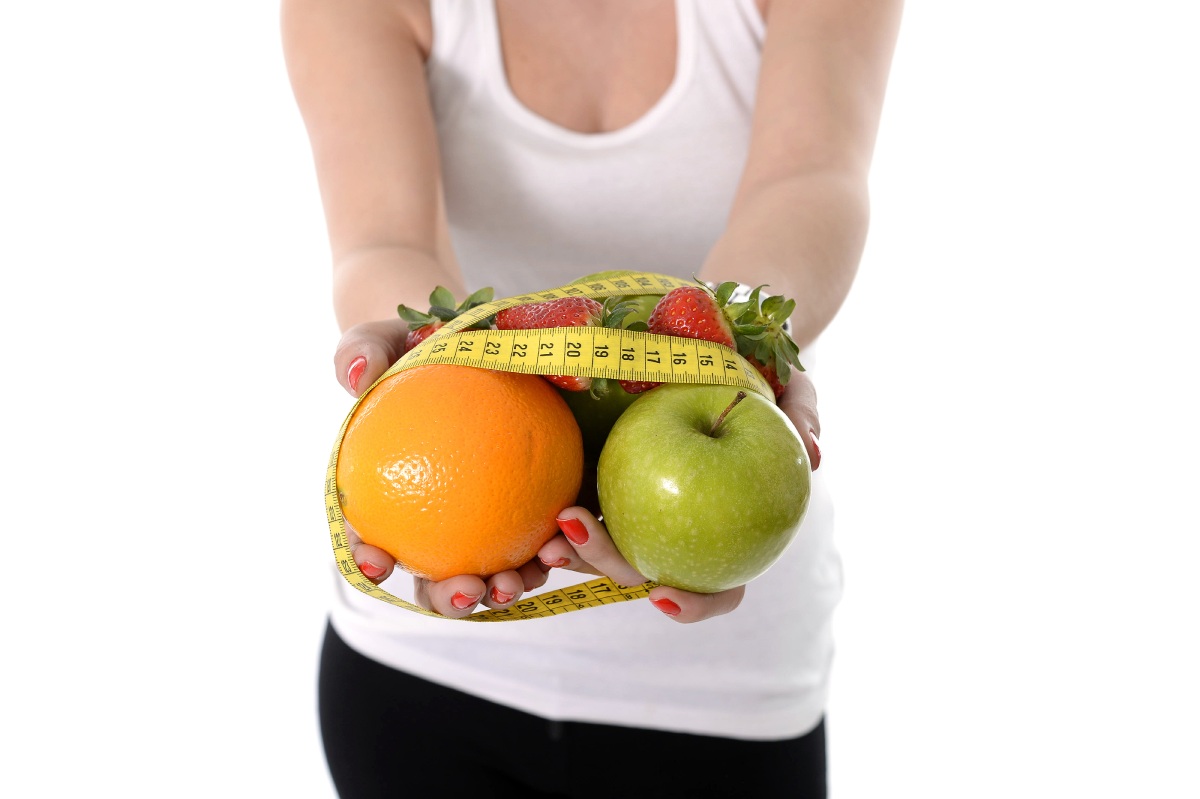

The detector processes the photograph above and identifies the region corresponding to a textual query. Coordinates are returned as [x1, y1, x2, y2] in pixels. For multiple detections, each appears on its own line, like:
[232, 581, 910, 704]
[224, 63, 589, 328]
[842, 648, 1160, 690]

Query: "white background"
[2, 2, 1197, 797]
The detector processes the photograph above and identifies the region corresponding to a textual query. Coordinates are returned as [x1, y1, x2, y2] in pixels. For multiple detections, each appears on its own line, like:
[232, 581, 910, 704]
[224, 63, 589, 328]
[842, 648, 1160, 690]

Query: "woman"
[283, 0, 902, 795]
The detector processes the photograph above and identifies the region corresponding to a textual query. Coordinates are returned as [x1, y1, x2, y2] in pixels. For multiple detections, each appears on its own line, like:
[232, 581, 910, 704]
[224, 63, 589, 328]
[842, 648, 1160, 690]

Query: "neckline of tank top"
[478, 0, 697, 150]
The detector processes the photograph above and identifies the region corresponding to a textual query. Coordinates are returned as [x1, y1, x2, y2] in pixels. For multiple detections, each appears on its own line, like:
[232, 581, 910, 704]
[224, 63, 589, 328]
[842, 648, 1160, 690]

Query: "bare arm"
[285, 0, 519, 618]
[700, 0, 904, 351]
[281, 0, 463, 333]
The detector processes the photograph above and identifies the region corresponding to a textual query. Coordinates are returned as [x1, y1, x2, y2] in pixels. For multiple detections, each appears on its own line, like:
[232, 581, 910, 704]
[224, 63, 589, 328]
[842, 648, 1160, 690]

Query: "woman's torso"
[328, 0, 841, 741]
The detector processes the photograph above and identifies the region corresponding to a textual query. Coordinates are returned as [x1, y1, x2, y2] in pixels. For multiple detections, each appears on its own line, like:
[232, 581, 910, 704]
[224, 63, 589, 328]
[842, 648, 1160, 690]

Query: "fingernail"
[359, 560, 386, 579]
[556, 516, 589, 546]
[451, 591, 481, 610]
[540, 556, 569, 568]
[347, 356, 368, 392]
[651, 598, 681, 617]
[490, 587, 515, 604]
[809, 430, 822, 471]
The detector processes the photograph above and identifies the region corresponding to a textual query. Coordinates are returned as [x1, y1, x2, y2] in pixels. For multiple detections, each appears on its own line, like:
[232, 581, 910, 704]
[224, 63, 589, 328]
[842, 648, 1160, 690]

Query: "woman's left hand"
[539, 508, 746, 624]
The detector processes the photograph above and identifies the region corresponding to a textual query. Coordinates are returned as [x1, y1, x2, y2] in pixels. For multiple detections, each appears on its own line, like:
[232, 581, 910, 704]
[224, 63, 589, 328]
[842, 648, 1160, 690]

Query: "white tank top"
[428, 0, 765, 296]
[328, 0, 843, 741]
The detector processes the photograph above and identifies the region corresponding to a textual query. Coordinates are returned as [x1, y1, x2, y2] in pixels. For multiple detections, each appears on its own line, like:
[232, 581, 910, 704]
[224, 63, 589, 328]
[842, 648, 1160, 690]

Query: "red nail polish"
[451, 591, 481, 610]
[651, 598, 681, 617]
[359, 560, 386, 579]
[557, 516, 589, 546]
[347, 356, 368, 392]
[491, 587, 515, 604]
[540, 556, 569, 568]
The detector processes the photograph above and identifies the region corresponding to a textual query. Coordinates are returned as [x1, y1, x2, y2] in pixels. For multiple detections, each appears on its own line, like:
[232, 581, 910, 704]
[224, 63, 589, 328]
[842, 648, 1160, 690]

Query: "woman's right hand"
[334, 318, 410, 397]
[343, 515, 552, 619]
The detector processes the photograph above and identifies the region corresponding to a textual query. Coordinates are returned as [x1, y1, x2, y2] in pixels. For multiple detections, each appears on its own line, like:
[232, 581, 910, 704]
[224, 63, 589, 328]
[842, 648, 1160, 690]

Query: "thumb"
[334, 318, 409, 396]
[540, 507, 648, 586]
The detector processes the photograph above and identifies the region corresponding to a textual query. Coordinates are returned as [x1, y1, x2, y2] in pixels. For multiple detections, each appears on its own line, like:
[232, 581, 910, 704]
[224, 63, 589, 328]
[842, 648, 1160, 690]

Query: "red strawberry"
[647, 285, 737, 348]
[619, 281, 804, 400]
[495, 296, 637, 392]
[397, 286, 494, 352]
[404, 319, 443, 350]
[618, 285, 731, 395]
[745, 355, 784, 400]
[495, 296, 602, 332]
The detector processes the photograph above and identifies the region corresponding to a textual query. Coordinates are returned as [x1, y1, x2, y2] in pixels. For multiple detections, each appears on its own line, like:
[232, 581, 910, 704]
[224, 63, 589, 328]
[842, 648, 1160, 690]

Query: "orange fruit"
[335, 364, 584, 581]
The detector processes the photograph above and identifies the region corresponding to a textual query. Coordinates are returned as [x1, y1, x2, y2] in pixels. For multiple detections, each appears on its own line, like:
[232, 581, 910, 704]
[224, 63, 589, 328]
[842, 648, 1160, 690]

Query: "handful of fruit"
[334, 271, 812, 598]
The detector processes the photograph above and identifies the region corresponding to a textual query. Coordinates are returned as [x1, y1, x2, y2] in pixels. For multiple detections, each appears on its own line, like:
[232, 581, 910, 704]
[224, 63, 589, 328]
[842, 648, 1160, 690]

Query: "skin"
[283, 0, 903, 623]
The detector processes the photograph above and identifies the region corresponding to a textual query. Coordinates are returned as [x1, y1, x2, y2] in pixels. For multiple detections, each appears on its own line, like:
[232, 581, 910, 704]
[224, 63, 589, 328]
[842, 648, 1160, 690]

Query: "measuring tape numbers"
[325, 272, 772, 621]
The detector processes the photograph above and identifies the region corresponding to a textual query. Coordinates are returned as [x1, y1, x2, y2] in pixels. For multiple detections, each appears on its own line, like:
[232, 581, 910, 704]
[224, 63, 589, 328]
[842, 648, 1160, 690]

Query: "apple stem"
[709, 391, 748, 437]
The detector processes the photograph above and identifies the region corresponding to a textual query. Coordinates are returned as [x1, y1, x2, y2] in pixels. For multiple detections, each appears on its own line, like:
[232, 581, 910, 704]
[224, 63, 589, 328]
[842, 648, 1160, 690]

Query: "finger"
[781, 370, 818, 418]
[549, 507, 648, 586]
[517, 558, 551, 593]
[779, 373, 821, 471]
[537, 533, 598, 574]
[806, 429, 822, 472]
[333, 319, 409, 397]
[352, 543, 397, 585]
[482, 570, 525, 609]
[647, 584, 746, 624]
[415, 574, 488, 618]
[342, 518, 397, 584]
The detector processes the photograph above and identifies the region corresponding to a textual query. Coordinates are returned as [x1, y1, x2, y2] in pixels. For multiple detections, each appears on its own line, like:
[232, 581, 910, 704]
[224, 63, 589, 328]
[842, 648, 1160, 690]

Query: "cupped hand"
[541, 507, 747, 624]
[361, 505, 746, 622]
[342, 516, 553, 618]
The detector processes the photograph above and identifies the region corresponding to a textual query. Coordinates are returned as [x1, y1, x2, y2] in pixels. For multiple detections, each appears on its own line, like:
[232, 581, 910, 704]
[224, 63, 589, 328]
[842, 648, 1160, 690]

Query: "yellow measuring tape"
[324, 272, 774, 621]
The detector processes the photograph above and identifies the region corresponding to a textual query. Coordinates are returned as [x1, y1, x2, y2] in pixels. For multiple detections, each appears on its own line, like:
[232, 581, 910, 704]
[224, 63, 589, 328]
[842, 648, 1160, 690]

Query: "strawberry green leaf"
[732, 323, 768, 338]
[714, 281, 738, 306]
[429, 286, 456, 310]
[429, 305, 461, 321]
[774, 351, 792, 385]
[774, 336, 804, 374]
[603, 304, 636, 328]
[397, 305, 435, 326]
[460, 286, 494, 310]
[588, 377, 611, 401]
[725, 300, 754, 321]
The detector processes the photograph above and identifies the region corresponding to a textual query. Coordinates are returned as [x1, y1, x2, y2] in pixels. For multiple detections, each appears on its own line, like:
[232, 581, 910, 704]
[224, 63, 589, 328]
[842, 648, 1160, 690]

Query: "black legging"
[319, 621, 827, 798]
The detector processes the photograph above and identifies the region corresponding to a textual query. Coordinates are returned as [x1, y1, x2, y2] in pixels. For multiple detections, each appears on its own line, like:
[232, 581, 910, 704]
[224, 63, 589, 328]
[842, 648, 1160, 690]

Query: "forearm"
[332, 244, 466, 333]
[699, 167, 870, 351]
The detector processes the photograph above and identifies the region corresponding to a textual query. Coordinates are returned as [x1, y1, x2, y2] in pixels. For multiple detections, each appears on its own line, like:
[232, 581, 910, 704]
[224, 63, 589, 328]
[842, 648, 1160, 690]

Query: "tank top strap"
[427, 0, 489, 129]
[686, 0, 766, 76]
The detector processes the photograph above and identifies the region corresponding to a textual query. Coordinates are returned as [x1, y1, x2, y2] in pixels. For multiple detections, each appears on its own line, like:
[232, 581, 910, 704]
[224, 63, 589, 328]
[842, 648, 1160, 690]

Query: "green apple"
[559, 380, 642, 466]
[596, 384, 811, 593]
